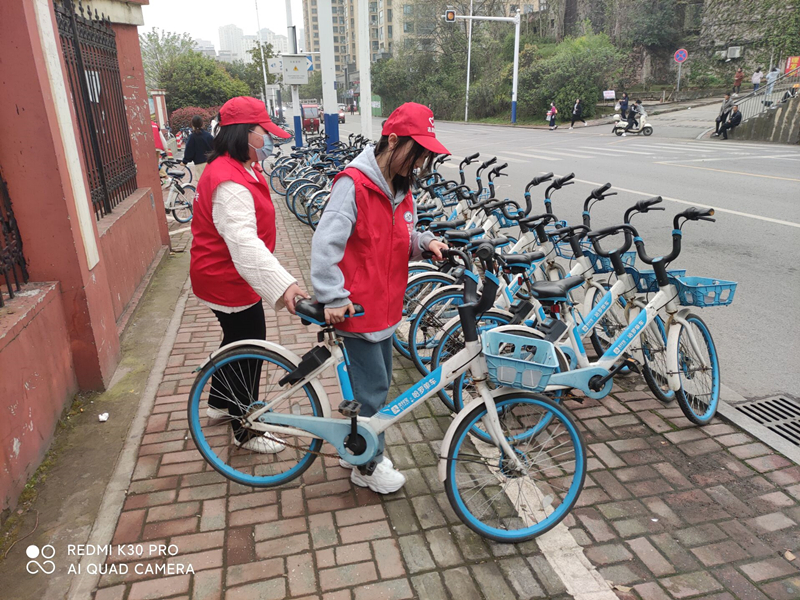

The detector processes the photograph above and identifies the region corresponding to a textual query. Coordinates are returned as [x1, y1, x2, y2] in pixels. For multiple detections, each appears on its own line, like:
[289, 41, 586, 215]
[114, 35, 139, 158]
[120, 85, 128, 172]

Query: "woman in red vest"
[190, 97, 308, 454]
[311, 103, 449, 494]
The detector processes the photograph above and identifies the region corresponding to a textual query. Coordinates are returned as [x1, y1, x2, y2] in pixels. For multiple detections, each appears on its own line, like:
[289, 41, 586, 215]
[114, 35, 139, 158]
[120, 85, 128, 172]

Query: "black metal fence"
[54, 0, 137, 220]
[0, 173, 29, 308]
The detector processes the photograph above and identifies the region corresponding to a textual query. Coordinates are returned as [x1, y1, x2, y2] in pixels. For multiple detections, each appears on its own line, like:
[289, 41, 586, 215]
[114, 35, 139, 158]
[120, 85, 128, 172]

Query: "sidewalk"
[20, 189, 798, 600]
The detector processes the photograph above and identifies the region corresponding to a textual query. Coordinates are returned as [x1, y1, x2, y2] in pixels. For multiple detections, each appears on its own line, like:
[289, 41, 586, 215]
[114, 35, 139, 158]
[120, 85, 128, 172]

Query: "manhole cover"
[735, 396, 800, 447]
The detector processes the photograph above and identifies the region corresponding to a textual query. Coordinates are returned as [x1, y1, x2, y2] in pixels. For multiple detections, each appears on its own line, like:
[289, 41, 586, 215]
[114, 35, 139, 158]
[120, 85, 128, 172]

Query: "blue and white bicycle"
[188, 246, 586, 543]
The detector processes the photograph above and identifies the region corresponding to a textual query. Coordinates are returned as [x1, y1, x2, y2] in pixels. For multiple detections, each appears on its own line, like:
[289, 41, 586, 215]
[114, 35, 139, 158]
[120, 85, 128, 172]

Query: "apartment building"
[302, 0, 350, 73]
[219, 24, 245, 61]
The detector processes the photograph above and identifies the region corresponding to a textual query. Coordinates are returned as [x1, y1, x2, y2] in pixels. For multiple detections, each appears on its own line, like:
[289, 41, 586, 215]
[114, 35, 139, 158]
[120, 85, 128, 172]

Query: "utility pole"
[254, 0, 271, 113]
[445, 8, 521, 124]
[286, 0, 302, 147]
[317, 0, 339, 148]
[464, 0, 473, 122]
[358, 0, 373, 140]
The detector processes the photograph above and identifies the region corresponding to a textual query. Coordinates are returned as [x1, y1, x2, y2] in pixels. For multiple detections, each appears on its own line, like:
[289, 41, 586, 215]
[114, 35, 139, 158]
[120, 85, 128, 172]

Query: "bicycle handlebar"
[624, 196, 664, 223]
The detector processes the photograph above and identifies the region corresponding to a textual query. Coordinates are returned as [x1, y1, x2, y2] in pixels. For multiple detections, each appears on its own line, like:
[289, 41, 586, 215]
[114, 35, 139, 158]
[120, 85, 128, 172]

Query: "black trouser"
[715, 112, 730, 133]
[209, 302, 267, 440]
[624, 115, 638, 131]
[570, 115, 586, 126]
[734, 85, 741, 94]
[720, 122, 736, 139]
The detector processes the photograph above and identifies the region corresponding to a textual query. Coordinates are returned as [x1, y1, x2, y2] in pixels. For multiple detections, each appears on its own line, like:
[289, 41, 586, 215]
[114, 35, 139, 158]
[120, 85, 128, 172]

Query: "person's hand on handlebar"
[427, 239, 449, 260]
[324, 303, 356, 324]
[282, 283, 310, 315]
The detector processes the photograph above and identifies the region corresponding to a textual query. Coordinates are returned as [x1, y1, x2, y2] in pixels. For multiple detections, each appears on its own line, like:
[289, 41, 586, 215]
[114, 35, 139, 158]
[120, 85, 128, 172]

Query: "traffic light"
[444, 9, 456, 22]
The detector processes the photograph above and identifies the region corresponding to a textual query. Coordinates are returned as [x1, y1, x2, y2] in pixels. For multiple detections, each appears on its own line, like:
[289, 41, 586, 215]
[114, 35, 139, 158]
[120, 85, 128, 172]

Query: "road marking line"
[581, 146, 654, 155]
[637, 144, 714, 153]
[549, 173, 800, 229]
[654, 162, 800, 181]
[495, 153, 560, 162]
[507, 149, 595, 159]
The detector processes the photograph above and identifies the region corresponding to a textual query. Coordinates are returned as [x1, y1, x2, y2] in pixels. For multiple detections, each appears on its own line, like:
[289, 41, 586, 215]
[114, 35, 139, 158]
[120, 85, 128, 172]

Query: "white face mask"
[248, 131, 274, 161]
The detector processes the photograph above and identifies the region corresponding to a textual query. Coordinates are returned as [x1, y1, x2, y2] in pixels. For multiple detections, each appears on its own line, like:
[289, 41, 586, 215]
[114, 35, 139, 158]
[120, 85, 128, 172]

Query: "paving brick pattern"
[95, 188, 800, 599]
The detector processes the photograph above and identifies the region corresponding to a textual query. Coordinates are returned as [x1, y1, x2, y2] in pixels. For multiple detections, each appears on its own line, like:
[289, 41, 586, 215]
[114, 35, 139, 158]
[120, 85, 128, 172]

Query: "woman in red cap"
[190, 96, 309, 454]
[310, 102, 449, 494]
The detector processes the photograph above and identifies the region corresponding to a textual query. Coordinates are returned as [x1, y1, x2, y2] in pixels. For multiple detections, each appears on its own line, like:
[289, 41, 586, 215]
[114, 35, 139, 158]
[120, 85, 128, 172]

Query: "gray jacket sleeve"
[310, 177, 357, 308]
[409, 200, 436, 260]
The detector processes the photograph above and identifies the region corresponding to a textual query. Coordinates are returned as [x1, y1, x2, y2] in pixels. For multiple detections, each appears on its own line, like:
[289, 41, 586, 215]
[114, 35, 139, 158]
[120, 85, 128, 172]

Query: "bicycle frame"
[238, 334, 524, 472]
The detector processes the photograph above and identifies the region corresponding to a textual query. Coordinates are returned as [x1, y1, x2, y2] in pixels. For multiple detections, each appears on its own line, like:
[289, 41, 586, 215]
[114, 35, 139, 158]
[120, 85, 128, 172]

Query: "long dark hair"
[374, 135, 433, 195]
[207, 123, 253, 163]
[191, 115, 204, 134]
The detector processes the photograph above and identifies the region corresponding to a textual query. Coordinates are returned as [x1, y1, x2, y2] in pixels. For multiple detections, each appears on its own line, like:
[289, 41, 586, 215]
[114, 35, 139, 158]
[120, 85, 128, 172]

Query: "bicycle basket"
[625, 267, 686, 293]
[583, 249, 637, 274]
[436, 188, 460, 207]
[482, 330, 559, 392]
[668, 276, 737, 307]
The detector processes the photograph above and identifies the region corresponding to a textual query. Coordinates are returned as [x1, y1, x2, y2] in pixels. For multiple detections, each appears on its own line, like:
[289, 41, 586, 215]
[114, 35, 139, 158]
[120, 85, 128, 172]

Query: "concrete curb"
[67, 276, 192, 600]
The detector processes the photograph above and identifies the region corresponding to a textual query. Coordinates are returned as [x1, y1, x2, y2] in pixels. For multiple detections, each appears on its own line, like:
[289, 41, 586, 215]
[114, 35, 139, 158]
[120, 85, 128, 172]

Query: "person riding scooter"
[622, 100, 644, 136]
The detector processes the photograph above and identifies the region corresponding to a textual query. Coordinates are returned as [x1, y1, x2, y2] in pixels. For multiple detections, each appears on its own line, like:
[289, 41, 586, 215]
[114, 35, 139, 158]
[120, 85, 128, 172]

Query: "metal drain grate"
[735, 396, 800, 447]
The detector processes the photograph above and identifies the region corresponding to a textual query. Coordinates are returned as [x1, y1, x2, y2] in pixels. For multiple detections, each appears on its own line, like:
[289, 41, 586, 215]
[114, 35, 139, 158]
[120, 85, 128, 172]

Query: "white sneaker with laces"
[206, 406, 228, 420]
[339, 456, 393, 470]
[350, 459, 406, 494]
[234, 433, 286, 454]
[622, 132, 627, 136]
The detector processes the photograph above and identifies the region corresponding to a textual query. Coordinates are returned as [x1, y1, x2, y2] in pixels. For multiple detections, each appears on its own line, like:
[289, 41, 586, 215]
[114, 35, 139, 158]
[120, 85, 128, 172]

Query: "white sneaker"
[350, 459, 406, 494]
[569, 126, 573, 130]
[206, 406, 228, 420]
[622, 133, 627, 136]
[234, 433, 285, 454]
[584, 122, 588, 126]
[339, 456, 393, 470]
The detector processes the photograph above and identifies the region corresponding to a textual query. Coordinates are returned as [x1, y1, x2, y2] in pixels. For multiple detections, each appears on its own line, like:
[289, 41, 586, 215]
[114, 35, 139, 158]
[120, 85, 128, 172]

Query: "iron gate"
[54, 0, 137, 220]
[0, 173, 29, 308]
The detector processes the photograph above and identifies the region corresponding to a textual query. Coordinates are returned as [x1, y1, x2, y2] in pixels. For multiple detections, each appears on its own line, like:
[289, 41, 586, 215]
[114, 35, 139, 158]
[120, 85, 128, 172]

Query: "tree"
[297, 71, 323, 101]
[161, 52, 250, 113]
[139, 28, 195, 90]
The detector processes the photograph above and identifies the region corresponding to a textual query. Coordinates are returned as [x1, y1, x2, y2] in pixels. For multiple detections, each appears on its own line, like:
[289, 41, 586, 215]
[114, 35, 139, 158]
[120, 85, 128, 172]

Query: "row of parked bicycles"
[188, 141, 737, 544]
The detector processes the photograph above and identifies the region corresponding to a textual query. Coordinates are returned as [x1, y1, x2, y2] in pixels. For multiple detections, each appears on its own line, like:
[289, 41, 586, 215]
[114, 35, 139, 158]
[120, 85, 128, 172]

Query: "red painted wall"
[0, 284, 77, 516]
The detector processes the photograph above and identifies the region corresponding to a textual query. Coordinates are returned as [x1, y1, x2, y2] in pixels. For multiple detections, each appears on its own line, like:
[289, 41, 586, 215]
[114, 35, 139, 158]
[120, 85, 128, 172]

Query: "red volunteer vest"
[334, 167, 415, 333]
[190, 156, 277, 306]
[152, 122, 164, 151]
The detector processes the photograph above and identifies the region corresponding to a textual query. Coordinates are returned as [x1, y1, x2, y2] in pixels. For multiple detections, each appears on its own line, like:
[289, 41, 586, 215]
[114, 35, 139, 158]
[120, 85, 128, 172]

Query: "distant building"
[218, 24, 244, 61]
[243, 35, 259, 63]
[217, 49, 235, 63]
[258, 28, 289, 55]
[193, 38, 216, 59]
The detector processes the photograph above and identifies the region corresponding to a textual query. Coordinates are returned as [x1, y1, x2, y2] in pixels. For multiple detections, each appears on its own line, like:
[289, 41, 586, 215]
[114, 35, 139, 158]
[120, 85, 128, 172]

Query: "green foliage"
[517, 33, 622, 122]
[162, 52, 250, 113]
[297, 71, 323, 102]
[139, 28, 195, 90]
[625, 1, 679, 49]
[763, 0, 800, 59]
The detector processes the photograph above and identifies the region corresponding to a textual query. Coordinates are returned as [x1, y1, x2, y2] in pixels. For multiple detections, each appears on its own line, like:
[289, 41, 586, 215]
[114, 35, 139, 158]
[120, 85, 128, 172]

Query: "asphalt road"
[335, 107, 800, 400]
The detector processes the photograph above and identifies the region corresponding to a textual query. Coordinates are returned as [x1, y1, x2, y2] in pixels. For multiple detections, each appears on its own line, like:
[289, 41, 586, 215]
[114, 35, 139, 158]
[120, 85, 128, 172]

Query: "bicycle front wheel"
[445, 392, 586, 543]
[640, 313, 675, 403]
[188, 346, 324, 487]
[172, 185, 195, 223]
[673, 314, 720, 425]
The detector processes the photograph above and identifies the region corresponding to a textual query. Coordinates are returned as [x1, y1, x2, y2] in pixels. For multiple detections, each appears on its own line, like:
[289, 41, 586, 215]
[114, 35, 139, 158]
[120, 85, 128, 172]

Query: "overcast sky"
[141, 0, 305, 49]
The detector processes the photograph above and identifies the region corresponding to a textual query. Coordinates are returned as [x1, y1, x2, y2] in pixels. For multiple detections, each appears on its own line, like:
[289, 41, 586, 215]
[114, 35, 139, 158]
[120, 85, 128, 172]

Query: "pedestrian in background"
[569, 99, 587, 129]
[751, 68, 763, 91]
[350, 103, 355, 115]
[733, 67, 744, 94]
[766, 67, 779, 95]
[712, 93, 734, 137]
[547, 102, 558, 130]
[718, 105, 742, 140]
[619, 93, 629, 119]
[182, 115, 214, 181]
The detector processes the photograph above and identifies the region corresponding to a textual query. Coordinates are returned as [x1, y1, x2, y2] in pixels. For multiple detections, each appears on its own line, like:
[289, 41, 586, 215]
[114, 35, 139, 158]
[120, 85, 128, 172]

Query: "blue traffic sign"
[674, 49, 688, 63]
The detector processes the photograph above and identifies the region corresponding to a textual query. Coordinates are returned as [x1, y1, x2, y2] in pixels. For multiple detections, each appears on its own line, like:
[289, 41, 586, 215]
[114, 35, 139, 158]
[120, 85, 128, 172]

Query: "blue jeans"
[753, 83, 760, 91]
[342, 336, 393, 462]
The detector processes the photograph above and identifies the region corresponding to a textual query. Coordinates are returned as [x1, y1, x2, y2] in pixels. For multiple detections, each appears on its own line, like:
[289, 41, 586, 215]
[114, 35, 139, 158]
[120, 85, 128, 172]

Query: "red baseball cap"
[382, 103, 450, 155]
[219, 96, 291, 139]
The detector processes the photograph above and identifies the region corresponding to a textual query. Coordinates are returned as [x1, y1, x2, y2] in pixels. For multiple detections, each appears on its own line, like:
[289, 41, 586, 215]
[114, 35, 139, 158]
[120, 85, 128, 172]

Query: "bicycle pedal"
[338, 400, 362, 418]
[622, 357, 641, 374]
[358, 460, 377, 476]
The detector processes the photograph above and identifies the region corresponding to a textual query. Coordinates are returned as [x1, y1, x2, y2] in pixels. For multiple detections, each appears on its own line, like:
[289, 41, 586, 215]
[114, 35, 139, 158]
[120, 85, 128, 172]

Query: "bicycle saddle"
[417, 201, 437, 211]
[528, 277, 585, 302]
[504, 252, 545, 266]
[167, 169, 186, 178]
[295, 298, 365, 327]
[430, 219, 466, 232]
[443, 228, 484, 240]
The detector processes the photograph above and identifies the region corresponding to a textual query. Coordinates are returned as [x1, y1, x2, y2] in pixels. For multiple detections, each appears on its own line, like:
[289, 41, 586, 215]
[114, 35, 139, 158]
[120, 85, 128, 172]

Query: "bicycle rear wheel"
[171, 185, 195, 223]
[188, 346, 324, 488]
[445, 392, 585, 543]
[640, 313, 675, 403]
[305, 190, 329, 230]
[393, 274, 457, 360]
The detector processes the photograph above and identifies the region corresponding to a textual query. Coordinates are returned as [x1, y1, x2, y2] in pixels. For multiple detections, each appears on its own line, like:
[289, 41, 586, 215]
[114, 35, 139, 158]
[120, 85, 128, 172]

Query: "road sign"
[674, 49, 688, 63]
[444, 9, 456, 22]
[267, 58, 283, 75]
[283, 55, 309, 85]
[306, 56, 314, 71]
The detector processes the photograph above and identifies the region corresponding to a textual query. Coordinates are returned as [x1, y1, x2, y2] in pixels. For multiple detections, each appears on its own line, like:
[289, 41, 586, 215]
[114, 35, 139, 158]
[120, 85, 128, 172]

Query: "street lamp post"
[254, 0, 271, 113]
[445, 8, 521, 124]
[464, 0, 473, 122]
[286, 0, 303, 148]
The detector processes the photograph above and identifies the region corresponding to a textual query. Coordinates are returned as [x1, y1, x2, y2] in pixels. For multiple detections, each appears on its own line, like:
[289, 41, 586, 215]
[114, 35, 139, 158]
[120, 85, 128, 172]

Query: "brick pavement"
[93, 189, 800, 599]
